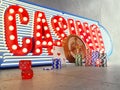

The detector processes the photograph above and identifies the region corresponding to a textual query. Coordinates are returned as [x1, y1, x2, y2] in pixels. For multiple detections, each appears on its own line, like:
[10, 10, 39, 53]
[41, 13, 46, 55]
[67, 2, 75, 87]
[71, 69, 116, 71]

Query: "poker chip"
[75, 54, 82, 66]
[43, 67, 53, 70]
[92, 51, 100, 67]
[85, 50, 92, 66]
[52, 58, 61, 69]
[99, 53, 107, 67]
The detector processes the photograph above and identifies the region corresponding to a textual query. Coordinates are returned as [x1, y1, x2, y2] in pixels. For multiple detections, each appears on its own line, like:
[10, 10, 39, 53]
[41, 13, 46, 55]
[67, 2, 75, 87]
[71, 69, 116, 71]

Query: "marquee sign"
[0, 0, 112, 68]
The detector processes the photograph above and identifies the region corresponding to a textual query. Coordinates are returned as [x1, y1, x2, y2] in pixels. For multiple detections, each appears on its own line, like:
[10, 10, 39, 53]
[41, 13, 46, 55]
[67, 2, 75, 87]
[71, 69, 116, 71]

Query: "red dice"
[21, 69, 33, 80]
[19, 60, 31, 70]
[19, 60, 33, 80]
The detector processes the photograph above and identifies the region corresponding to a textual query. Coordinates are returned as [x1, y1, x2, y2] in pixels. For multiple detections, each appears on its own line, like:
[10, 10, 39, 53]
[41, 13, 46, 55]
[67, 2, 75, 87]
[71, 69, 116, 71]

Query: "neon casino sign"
[0, 0, 112, 68]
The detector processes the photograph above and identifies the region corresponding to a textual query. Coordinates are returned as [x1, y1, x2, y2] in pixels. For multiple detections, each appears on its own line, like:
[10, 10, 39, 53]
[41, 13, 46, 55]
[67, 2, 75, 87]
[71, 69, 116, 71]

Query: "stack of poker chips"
[52, 58, 61, 69]
[95, 58, 102, 67]
[75, 54, 82, 66]
[19, 60, 33, 80]
[100, 53, 107, 67]
[91, 51, 100, 67]
[85, 49, 92, 66]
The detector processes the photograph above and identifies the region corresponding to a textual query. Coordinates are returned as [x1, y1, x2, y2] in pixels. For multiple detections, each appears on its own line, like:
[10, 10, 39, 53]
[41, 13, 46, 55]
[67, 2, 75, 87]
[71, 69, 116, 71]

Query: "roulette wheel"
[63, 34, 86, 63]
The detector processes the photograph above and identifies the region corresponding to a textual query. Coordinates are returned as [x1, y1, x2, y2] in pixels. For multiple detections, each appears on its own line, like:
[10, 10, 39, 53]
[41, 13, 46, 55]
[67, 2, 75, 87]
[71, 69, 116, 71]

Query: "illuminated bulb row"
[90, 30, 99, 48]
[69, 20, 75, 31]
[34, 40, 41, 54]
[92, 26, 101, 51]
[90, 29, 100, 49]
[79, 29, 95, 49]
[42, 41, 53, 46]
[34, 41, 53, 53]
[12, 46, 28, 53]
[96, 29, 105, 51]
[36, 13, 51, 39]
[53, 17, 67, 38]
[8, 8, 28, 22]
[55, 25, 67, 31]
[11, 39, 31, 50]
[37, 18, 46, 23]
[76, 22, 83, 32]
[8, 7, 29, 53]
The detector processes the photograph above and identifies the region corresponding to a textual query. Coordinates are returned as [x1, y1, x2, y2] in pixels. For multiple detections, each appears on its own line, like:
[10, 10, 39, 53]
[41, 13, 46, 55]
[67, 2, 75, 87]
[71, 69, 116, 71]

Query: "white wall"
[101, 0, 120, 66]
[28, 0, 120, 66]
[28, 0, 101, 21]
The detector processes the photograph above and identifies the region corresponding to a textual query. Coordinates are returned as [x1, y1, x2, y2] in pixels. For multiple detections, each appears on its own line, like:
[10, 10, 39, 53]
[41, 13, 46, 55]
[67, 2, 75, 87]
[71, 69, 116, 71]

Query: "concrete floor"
[0, 64, 120, 90]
